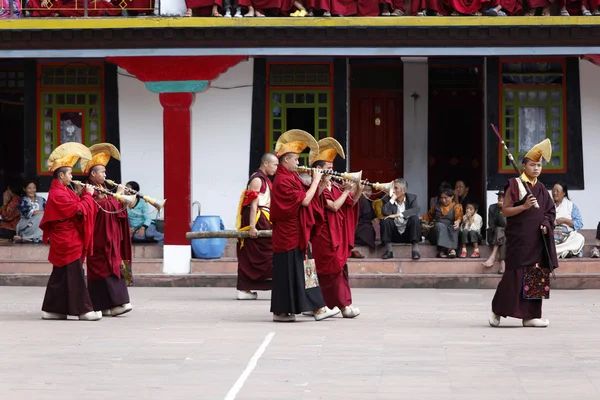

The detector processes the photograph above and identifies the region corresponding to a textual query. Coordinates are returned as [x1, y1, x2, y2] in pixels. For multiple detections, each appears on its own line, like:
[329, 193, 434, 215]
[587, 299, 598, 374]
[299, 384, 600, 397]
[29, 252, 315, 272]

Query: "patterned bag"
[121, 260, 134, 287]
[304, 258, 320, 289]
[523, 263, 550, 300]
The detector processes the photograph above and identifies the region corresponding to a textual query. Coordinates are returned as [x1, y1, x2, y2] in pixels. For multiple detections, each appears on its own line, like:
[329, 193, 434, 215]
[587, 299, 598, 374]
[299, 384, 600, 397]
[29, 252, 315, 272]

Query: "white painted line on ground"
[224, 332, 276, 400]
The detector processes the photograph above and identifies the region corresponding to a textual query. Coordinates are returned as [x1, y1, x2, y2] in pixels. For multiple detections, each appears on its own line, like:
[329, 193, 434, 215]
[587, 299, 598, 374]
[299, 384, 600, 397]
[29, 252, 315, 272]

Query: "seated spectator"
[483, 190, 507, 274]
[552, 182, 584, 258]
[459, 201, 482, 258]
[430, 181, 451, 211]
[592, 222, 600, 258]
[351, 185, 378, 258]
[454, 179, 476, 215]
[421, 187, 463, 258]
[0, 0, 21, 18]
[0, 183, 22, 240]
[380, 178, 422, 260]
[13, 178, 46, 243]
[126, 181, 164, 243]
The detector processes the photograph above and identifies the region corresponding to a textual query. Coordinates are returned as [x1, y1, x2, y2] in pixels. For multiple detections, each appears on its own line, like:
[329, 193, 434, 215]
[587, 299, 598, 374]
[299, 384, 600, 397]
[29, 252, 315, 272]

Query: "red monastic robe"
[311, 183, 359, 309]
[526, 0, 556, 9]
[85, 186, 132, 282]
[492, 0, 523, 14]
[185, 0, 222, 14]
[111, 0, 155, 12]
[40, 179, 97, 267]
[236, 169, 273, 291]
[27, 0, 122, 17]
[357, 0, 394, 16]
[271, 164, 324, 254]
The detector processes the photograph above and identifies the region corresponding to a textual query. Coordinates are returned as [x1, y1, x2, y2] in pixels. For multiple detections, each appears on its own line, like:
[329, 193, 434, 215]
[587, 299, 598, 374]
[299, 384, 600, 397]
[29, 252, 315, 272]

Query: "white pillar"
[402, 57, 429, 212]
[163, 245, 192, 274]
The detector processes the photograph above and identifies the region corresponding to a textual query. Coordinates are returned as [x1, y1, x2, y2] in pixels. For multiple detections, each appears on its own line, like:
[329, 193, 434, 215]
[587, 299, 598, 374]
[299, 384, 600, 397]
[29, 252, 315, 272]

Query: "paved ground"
[1, 287, 600, 400]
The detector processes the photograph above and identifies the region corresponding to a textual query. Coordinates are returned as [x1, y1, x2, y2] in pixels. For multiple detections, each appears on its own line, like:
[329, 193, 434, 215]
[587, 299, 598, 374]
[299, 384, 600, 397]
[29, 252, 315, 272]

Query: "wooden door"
[350, 89, 403, 184]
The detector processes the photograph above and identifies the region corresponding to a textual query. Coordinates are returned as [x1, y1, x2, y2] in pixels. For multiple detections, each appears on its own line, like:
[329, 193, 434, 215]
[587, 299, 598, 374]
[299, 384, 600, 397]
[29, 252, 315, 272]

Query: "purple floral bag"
[523, 263, 551, 300]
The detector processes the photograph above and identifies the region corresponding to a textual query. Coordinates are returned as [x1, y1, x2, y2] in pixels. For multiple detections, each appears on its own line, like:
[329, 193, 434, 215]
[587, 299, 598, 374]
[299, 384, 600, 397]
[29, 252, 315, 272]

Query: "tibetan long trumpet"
[297, 166, 393, 192]
[186, 230, 272, 240]
[490, 123, 539, 209]
[72, 180, 137, 206]
[105, 179, 166, 212]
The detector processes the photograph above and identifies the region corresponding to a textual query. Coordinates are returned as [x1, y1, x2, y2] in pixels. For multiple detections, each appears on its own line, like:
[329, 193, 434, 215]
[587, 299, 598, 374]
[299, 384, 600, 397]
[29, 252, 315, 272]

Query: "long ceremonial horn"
[72, 180, 137, 206]
[105, 179, 166, 212]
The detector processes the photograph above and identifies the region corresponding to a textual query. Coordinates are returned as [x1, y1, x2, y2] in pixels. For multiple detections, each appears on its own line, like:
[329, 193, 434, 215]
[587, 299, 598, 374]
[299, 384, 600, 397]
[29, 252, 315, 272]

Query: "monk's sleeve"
[271, 177, 304, 222]
[78, 192, 98, 258]
[541, 189, 556, 232]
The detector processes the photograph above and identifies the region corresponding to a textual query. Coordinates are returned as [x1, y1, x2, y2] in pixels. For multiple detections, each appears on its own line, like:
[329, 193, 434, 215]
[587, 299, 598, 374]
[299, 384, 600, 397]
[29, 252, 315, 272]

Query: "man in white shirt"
[380, 178, 422, 260]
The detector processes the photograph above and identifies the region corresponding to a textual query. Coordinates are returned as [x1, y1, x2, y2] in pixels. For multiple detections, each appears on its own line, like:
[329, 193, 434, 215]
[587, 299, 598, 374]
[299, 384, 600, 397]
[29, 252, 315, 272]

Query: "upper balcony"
[1, 0, 600, 57]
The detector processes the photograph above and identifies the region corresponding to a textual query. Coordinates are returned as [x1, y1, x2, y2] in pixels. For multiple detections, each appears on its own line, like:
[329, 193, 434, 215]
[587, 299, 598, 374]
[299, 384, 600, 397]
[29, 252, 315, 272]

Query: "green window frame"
[500, 61, 566, 172]
[268, 89, 331, 165]
[37, 64, 104, 174]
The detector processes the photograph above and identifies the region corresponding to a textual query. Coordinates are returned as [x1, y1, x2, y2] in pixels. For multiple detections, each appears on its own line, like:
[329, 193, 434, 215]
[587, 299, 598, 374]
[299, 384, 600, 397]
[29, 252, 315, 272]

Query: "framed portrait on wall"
[58, 109, 84, 145]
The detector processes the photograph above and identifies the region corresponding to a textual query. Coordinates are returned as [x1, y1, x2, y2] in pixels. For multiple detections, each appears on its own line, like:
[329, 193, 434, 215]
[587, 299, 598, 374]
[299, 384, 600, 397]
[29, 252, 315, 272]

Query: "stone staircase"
[1, 229, 600, 288]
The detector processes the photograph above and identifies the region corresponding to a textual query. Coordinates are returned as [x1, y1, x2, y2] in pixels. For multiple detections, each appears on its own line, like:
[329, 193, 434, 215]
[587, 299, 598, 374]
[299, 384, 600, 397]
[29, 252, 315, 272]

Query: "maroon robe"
[357, 0, 393, 15]
[271, 164, 324, 254]
[491, 177, 558, 320]
[312, 183, 359, 309]
[238, 0, 283, 14]
[111, 0, 155, 12]
[585, 0, 599, 9]
[185, 0, 222, 15]
[27, 0, 121, 17]
[446, 0, 490, 14]
[236, 169, 273, 291]
[492, 0, 523, 15]
[527, 0, 556, 9]
[86, 185, 133, 311]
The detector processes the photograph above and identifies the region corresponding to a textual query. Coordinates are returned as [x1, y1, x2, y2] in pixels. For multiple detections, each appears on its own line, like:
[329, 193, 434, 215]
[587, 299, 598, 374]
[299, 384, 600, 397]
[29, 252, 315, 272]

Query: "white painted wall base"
[163, 245, 192, 274]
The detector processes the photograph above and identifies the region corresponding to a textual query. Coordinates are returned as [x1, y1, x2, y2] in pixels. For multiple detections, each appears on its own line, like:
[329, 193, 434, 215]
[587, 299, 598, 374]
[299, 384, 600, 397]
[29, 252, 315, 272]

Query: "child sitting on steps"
[459, 202, 483, 258]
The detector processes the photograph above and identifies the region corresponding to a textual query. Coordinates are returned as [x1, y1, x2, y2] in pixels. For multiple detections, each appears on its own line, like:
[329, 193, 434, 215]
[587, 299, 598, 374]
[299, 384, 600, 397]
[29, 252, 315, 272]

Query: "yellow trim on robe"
[520, 172, 538, 187]
[238, 209, 270, 249]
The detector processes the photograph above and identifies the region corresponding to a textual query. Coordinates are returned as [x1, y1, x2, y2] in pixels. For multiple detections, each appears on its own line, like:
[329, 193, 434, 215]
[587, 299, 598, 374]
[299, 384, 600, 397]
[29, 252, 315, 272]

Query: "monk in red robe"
[309, 138, 362, 318]
[83, 143, 133, 317]
[27, 0, 122, 17]
[40, 143, 101, 321]
[270, 129, 340, 323]
[489, 139, 558, 329]
[112, 0, 155, 15]
[184, 0, 222, 16]
[235, 153, 278, 300]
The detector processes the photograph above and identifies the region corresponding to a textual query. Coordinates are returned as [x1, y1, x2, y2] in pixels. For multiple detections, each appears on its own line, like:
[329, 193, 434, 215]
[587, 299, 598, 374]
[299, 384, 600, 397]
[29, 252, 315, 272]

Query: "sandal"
[497, 10, 506, 15]
[416, 10, 427, 16]
[184, 8, 192, 16]
[459, 248, 468, 258]
[212, 11, 223, 16]
[381, 11, 391, 16]
[560, 9, 570, 16]
[471, 11, 482, 16]
[438, 250, 448, 258]
[470, 250, 480, 258]
[391, 9, 404, 16]
[594, 9, 600, 15]
[448, 249, 457, 258]
[582, 9, 592, 15]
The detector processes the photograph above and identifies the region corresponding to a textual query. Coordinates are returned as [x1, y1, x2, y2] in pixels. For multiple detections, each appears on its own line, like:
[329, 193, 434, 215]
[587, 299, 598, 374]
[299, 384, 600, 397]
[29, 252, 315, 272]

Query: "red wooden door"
[350, 89, 403, 184]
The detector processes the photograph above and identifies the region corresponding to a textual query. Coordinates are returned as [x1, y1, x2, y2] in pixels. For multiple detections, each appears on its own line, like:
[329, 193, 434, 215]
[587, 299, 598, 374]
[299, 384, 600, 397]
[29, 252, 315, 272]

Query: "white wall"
[486, 59, 600, 230]
[159, 0, 186, 15]
[118, 59, 254, 229]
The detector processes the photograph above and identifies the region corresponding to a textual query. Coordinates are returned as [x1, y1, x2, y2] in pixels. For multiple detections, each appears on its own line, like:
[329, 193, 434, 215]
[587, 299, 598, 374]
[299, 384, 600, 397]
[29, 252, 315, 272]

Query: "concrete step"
[0, 259, 164, 274]
[3, 272, 600, 290]
[0, 242, 163, 260]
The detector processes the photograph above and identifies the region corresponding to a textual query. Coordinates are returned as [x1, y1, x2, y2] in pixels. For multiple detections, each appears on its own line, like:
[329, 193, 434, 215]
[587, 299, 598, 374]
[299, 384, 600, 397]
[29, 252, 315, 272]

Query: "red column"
[159, 92, 195, 246]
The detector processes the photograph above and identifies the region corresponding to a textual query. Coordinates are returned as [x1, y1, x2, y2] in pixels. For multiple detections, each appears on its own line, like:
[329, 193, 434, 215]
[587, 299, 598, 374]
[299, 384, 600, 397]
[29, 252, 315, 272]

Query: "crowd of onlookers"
[0, 178, 163, 244]
[1, 0, 599, 18]
[350, 177, 600, 272]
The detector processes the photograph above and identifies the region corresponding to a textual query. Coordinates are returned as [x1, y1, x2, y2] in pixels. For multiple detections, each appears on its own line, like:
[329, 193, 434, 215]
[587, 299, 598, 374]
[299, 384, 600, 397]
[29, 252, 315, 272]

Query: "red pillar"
[159, 92, 195, 247]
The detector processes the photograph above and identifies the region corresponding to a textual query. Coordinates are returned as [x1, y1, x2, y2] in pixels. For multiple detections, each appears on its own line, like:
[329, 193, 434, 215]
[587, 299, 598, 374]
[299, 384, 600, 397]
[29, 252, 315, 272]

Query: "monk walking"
[40, 143, 101, 321]
[82, 143, 133, 318]
[489, 139, 558, 328]
[270, 129, 339, 323]
[235, 153, 278, 300]
[310, 138, 361, 318]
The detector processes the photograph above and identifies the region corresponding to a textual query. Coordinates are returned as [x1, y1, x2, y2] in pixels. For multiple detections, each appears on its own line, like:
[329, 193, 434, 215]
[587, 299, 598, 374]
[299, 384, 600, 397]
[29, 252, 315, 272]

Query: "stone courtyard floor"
[1, 287, 600, 400]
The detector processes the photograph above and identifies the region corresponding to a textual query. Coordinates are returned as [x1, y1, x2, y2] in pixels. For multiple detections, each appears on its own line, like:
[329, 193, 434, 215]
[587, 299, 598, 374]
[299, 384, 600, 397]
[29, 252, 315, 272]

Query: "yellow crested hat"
[274, 129, 319, 162]
[524, 138, 552, 163]
[47, 142, 93, 172]
[81, 143, 121, 174]
[309, 137, 345, 166]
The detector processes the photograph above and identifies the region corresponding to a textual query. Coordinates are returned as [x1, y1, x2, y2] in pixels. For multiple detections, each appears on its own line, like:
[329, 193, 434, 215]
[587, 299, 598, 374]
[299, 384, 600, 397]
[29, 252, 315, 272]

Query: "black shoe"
[382, 251, 394, 259]
[412, 250, 421, 260]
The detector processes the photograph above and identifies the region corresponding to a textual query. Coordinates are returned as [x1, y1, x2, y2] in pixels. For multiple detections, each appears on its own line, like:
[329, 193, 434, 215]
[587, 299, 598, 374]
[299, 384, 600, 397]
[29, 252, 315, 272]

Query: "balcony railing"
[1, 0, 158, 18]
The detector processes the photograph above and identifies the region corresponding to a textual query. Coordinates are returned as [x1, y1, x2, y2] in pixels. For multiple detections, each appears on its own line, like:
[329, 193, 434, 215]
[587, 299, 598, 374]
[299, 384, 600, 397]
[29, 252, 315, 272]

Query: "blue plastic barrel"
[190, 202, 226, 259]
